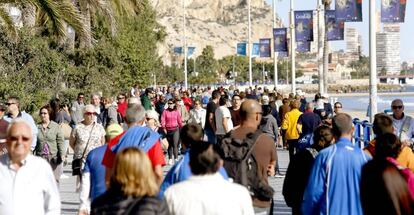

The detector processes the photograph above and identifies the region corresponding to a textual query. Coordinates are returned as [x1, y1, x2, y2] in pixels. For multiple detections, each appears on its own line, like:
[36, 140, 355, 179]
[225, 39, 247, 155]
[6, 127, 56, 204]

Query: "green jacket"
[35, 121, 65, 159]
[141, 95, 152, 110]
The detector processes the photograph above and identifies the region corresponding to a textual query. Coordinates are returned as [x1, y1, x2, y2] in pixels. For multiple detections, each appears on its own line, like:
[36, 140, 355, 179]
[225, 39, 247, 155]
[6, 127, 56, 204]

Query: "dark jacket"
[91, 189, 170, 215]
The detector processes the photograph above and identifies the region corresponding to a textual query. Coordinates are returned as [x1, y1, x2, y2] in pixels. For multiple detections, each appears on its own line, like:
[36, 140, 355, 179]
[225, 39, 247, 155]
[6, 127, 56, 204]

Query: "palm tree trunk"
[21, 4, 36, 28]
[79, 2, 92, 48]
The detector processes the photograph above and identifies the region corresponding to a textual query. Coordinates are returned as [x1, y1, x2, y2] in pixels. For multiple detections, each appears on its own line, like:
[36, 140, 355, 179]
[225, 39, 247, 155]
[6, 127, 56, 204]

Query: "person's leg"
[287, 140, 295, 160]
[172, 129, 180, 160]
[166, 131, 174, 160]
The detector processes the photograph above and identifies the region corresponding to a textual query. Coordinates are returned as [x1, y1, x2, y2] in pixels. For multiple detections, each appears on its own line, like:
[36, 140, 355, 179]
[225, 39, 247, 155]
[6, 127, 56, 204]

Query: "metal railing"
[353, 118, 374, 148]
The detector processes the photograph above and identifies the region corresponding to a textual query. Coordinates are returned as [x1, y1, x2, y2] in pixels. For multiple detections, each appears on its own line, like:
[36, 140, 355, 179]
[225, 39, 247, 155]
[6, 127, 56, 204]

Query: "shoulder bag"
[72, 123, 96, 176]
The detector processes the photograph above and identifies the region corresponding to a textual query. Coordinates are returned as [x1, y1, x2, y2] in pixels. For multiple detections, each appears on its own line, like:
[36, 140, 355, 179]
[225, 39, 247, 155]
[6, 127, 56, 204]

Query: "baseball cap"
[106, 124, 123, 139]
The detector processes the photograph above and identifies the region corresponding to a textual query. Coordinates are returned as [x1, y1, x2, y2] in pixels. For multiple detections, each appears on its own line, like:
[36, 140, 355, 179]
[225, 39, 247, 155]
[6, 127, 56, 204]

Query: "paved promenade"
[60, 149, 292, 215]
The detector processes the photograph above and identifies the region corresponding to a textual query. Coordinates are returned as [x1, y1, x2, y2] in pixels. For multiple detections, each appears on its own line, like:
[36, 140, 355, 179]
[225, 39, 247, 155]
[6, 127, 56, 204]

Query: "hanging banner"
[381, 0, 407, 23]
[325, 10, 345, 41]
[335, 0, 363, 22]
[187, 47, 195, 58]
[252, 43, 260, 57]
[273, 28, 288, 52]
[296, 41, 311, 52]
[259, 38, 271, 58]
[173, 47, 183, 54]
[236, 43, 247, 56]
[295, 10, 314, 42]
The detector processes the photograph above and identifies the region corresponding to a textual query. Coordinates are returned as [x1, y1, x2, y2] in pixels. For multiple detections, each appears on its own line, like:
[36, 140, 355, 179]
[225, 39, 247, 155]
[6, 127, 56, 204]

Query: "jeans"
[166, 129, 180, 160]
[205, 128, 216, 144]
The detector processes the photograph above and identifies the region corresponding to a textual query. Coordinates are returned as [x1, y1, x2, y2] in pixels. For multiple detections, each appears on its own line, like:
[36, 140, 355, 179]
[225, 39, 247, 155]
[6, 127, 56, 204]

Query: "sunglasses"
[117, 97, 125, 100]
[334, 106, 342, 109]
[85, 112, 96, 115]
[146, 118, 153, 121]
[5, 102, 15, 106]
[78, 96, 84, 99]
[168, 103, 174, 105]
[392, 105, 403, 110]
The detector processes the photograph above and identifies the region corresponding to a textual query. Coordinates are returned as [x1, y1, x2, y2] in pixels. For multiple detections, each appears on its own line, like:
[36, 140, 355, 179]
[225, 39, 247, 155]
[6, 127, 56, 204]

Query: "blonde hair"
[109, 148, 158, 197]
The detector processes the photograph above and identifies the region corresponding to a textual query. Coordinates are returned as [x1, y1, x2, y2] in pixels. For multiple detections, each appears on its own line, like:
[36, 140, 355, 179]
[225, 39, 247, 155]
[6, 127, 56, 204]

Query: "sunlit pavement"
[60, 149, 291, 215]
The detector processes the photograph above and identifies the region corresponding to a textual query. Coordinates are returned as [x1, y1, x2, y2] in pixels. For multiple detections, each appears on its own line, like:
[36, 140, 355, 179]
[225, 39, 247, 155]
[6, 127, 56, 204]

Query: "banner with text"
[335, 0, 363, 22]
[381, 0, 407, 23]
[296, 41, 311, 52]
[236, 43, 247, 56]
[273, 28, 288, 52]
[295, 10, 314, 42]
[325, 10, 345, 41]
[259, 38, 271, 58]
[252, 43, 260, 57]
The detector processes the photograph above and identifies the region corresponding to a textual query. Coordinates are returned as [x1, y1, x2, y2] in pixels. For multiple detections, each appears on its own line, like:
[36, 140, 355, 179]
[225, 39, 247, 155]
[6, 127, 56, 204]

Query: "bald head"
[240, 100, 262, 124]
[6, 119, 33, 163]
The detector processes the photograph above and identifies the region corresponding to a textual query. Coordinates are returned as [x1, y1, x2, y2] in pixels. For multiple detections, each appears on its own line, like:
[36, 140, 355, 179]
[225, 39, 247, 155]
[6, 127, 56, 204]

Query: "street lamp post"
[290, 0, 296, 93]
[272, 0, 278, 90]
[248, 0, 253, 87]
[183, 0, 188, 90]
[317, 0, 325, 93]
[369, 0, 377, 122]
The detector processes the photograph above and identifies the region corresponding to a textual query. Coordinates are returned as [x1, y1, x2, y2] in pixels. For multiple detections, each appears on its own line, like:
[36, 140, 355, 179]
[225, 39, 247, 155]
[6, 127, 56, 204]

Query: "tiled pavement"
[60, 149, 292, 215]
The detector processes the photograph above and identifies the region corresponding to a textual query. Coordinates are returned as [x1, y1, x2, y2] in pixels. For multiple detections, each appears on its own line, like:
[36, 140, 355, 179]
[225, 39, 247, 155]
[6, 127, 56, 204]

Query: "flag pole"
[290, 0, 296, 93]
[369, 0, 377, 122]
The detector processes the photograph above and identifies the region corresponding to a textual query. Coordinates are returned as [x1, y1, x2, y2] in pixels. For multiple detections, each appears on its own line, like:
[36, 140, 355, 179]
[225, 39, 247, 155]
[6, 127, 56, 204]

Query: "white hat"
[83, 104, 96, 114]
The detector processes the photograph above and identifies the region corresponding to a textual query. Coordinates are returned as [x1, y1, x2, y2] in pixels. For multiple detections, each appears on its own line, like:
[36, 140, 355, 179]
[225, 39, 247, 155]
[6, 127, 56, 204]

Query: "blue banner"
[296, 41, 311, 53]
[187, 47, 195, 57]
[236, 43, 247, 56]
[273, 28, 288, 52]
[325, 10, 345, 41]
[295, 10, 314, 42]
[173, 47, 183, 54]
[381, 0, 407, 23]
[252, 43, 260, 57]
[259, 38, 271, 58]
[335, 0, 363, 22]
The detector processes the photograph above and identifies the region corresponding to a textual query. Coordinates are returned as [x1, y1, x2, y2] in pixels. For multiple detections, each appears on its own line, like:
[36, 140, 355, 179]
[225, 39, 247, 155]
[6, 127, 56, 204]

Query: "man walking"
[390, 99, 414, 146]
[0, 119, 60, 214]
[71, 93, 85, 125]
[205, 90, 220, 143]
[221, 99, 277, 214]
[302, 113, 370, 215]
[3, 96, 38, 151]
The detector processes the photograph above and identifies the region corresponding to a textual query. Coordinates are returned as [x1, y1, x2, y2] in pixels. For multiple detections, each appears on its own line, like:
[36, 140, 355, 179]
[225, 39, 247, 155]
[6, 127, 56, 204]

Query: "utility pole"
[272, 0, 278, 90]
[183, 0, 188, 90]
[290, 0, 296, 93]
[248, 0, 253, 87]
[369, 0, 377, 122]
[317, 0, 325, 93]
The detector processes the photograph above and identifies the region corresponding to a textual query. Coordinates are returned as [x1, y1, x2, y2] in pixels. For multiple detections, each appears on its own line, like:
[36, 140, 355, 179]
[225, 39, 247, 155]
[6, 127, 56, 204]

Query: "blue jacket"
[84, 145, 107, 201]
[301, 137, 370, 215]
[159, 149, 229, 198]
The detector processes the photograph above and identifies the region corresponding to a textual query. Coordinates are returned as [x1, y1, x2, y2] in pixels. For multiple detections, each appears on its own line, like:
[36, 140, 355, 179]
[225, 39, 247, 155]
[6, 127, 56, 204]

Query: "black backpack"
[218, 130, 275, 201]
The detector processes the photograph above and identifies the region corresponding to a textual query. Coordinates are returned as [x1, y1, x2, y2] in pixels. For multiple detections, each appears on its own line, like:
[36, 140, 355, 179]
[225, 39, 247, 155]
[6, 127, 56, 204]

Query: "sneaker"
[168, 159, 174, 165]
[274, 173, 285, 178]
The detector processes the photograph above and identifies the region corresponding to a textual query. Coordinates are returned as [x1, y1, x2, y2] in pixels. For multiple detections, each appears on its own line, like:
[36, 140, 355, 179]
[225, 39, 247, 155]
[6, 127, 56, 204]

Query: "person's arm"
[161, 110, 167, 132]
[44, 162, 61, 215]
[209, 113, 215, 132]
[154, 165, 163, 185]
[281, 112, 289, 130]
[177, 110, 183, 128]
[223, 116, 231, 133]
[69, 127, 77, 150]
[28, 116, 38, 151]
[56, 126, 65, 161]
[201, 110, 206, 129]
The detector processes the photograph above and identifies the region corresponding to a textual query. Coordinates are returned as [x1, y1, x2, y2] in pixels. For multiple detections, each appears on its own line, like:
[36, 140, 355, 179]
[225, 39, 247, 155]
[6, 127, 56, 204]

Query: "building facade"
[376, 23, 400, 75]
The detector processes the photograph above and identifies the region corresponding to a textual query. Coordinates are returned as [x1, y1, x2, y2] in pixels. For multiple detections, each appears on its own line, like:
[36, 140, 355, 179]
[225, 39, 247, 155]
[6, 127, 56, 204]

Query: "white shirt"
[215, 106, 233, 135]
[189, 108, 207, 129]
[164, 173, 254, 215]
[393, 114, 414, 143]
[0, 154, 61, 215]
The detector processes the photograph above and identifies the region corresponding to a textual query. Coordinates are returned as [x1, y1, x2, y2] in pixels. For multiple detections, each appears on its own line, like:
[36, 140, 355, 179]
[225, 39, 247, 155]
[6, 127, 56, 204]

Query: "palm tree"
[323, 0, 331, 93]
[0, 0, 89, 43]
[77, 0, 145, 48]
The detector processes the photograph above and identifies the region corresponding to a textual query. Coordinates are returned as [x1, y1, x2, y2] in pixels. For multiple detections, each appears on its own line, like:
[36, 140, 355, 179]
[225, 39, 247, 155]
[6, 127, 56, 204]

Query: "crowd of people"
[0, 84, 413, 215]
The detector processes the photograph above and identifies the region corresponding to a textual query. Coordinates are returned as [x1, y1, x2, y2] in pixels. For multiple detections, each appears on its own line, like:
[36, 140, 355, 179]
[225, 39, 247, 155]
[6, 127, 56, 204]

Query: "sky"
[265, 0, 414, 62]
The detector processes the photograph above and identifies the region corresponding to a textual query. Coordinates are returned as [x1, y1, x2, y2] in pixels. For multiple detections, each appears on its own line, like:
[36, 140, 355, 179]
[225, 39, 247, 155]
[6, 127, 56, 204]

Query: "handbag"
[60, 122, 72, 140]
[72, 123, 95, 176]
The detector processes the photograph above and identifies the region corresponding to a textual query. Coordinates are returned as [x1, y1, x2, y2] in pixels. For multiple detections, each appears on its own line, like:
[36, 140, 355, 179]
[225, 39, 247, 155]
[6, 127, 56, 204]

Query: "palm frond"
[111, 0, 145, 16]
[0, 7, 17, 39]
[83, 0, 116, 36]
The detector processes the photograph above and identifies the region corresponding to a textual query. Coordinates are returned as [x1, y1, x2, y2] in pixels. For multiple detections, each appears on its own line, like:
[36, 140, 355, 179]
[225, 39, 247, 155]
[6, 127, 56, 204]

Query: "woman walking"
[161, 99, 183, 165]
[35, 105, 65, 183]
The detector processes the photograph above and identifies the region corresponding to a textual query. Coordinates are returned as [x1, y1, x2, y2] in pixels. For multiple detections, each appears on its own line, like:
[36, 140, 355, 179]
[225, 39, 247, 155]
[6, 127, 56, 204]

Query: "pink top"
[161, 109, 183, 131]
[387, 157, 414, 200]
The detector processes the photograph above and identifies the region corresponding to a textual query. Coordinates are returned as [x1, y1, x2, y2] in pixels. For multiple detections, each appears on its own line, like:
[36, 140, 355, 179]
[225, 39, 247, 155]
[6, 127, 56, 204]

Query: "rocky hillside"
[151, 0, 283, 64]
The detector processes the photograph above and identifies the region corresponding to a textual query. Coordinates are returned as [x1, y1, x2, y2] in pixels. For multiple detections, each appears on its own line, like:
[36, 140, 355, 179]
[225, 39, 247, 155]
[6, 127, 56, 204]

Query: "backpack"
[218, 130, 275, 201]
